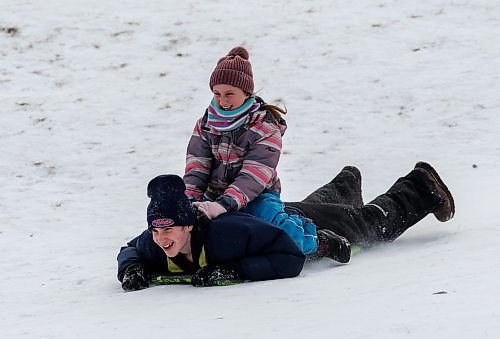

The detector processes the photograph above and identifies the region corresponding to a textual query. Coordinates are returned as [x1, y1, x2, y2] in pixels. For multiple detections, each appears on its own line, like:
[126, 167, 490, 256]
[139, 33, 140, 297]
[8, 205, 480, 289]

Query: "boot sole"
[319, 229, 351, 263]
[415, 162, 455, 221]
[342, 166, 361, 183]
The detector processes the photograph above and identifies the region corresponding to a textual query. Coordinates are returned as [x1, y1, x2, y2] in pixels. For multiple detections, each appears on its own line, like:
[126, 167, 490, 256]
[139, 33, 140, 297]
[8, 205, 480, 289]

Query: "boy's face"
[151, 225, 193, 257]
[212, 84, 250, 111]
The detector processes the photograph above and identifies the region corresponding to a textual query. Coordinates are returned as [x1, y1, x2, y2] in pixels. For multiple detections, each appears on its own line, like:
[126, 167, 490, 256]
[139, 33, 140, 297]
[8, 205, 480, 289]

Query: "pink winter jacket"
[184, 109, 286, 212]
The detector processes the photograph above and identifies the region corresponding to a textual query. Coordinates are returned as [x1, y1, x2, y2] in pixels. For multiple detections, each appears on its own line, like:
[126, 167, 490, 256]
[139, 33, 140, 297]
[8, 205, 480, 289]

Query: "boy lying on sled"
[117, 162, 454, 290]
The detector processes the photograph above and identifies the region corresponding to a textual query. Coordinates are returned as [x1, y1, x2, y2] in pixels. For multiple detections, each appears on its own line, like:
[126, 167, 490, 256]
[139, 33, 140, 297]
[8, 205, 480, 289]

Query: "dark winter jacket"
[117, 212, 305, 282]
[184, 100, 287, 212]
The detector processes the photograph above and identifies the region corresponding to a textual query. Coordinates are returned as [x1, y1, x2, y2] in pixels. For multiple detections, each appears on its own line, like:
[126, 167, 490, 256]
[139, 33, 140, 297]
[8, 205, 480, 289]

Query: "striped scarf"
[207, 97, 260, 132]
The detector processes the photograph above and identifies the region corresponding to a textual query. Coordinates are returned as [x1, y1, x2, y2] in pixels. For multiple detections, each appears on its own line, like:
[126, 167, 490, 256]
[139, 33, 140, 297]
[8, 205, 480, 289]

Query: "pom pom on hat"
[209, 46, 254, 93]
[227, 46, 249, 60]
[146, 175, 195, 229]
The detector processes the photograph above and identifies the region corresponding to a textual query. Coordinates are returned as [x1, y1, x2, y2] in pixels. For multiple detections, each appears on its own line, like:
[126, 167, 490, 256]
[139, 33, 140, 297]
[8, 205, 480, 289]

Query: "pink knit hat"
[209, 46, 254, 93]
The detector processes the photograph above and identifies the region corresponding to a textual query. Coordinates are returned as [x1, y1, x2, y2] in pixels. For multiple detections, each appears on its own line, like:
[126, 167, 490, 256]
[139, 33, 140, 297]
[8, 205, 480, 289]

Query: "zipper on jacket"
[224, 130, 234, 182]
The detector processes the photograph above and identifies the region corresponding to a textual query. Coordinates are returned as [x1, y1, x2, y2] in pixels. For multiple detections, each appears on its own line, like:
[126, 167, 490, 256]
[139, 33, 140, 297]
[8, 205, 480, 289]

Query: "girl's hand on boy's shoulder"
[193, 201, 227, 219]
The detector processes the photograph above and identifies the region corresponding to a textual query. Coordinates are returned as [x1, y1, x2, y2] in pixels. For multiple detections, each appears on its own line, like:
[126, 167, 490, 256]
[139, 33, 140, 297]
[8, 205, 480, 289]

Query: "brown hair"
[251, 94, 287, 122]
[262, 103, 287, 122]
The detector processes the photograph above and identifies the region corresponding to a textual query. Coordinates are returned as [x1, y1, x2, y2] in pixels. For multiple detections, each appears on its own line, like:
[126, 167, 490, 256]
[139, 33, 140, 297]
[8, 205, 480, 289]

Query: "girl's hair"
[252, 95, 287, 122]
[262, 103, 287, 122]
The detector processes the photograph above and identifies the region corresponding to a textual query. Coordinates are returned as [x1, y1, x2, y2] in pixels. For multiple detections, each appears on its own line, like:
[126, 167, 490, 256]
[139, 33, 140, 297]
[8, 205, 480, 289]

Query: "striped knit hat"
[209, 46, 254, 93]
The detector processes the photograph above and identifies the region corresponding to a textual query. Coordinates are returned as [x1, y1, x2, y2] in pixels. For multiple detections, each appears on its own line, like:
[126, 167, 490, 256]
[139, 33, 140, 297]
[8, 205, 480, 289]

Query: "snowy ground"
[1, 0, 499, 338]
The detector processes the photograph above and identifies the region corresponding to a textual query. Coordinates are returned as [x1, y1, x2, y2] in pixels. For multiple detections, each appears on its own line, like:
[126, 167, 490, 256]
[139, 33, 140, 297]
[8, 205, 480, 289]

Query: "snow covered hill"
[1, 1, 499, 338]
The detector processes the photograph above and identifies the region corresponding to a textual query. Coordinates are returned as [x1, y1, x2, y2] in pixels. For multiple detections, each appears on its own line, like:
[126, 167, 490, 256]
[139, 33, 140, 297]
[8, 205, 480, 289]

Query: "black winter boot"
[317, 229, 351, 263]
[301, 166, 363, 207]
[414, 162, 455, 222]
[342, 166, 363, 208]
[342, 166, 361, 184]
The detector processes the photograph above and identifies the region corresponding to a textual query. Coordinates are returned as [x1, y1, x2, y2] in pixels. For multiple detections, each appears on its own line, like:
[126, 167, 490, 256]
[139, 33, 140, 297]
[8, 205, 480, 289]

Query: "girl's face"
[152, 226, 193, 257]
[212, 84, 250, 110]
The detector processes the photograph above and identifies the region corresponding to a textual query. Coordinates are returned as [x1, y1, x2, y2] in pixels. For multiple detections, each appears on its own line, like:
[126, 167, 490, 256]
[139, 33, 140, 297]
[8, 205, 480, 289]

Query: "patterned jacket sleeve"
[216, 121, 283, 211]
[184, 117, 213, 201]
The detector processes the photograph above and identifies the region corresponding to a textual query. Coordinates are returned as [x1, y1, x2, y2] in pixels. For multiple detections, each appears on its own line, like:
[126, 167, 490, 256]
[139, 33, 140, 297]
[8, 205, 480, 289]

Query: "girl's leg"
[243, 193, 318, 254]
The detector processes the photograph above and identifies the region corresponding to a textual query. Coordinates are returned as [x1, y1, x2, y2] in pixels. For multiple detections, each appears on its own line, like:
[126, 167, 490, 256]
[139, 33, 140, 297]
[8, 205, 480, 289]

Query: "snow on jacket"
[117, 212, 305, 282]
[183, 106, 287, 212]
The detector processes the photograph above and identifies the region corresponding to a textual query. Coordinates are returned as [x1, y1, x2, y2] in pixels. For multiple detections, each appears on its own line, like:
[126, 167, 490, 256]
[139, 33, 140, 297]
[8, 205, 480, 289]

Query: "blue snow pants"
[242, 192, 318, 254]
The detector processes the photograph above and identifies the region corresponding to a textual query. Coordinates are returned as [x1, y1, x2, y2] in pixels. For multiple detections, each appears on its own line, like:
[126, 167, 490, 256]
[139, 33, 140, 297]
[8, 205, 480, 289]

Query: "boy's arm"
[206, 214, 305, 281]
[116, 230, 167, 281]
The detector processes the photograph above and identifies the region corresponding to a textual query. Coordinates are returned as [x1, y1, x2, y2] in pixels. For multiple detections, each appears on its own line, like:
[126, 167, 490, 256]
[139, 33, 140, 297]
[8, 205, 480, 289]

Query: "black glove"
[196, 210, 211, 227]
[191, 265, 243, 287]
[121, 264, 149, 292]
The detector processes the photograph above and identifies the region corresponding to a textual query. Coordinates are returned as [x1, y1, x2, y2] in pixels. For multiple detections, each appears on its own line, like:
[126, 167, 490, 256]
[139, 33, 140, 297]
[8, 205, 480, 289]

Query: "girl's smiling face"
[151, 226, 193, 257]
[212, 84, 250, 110]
